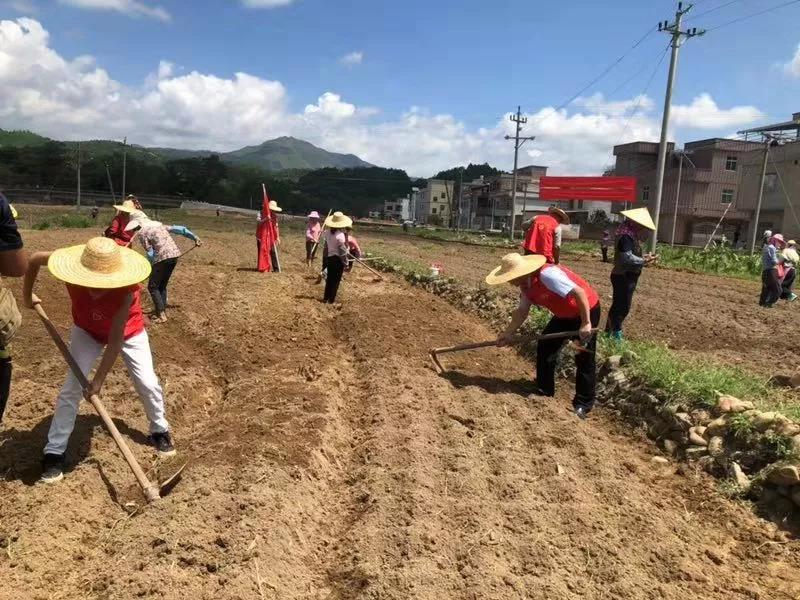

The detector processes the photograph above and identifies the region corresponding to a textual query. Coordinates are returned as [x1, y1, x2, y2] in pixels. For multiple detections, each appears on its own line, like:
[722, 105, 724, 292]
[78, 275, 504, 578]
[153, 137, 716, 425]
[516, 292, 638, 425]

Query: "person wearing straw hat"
[605, 207, 658, 341]
[323, 211, 352, 304]
[761, 233, 787, 308]
[521, 206, 570, 264]
[305, 211, 322, 266]
[780, 239, 798, 302]
[124, 211, 201, 323]
[267, 199, 283, 273]
[103, 198, 139, 247]
[487, 252, 601, 420]
[22, 237, 176, 483]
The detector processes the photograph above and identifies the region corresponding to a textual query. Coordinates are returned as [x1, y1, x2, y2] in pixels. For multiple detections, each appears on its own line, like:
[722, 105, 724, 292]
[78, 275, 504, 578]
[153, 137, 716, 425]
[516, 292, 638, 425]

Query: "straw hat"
[485, 253, 547, 286]
[268, 200, 282, 213]
[123, 210, 160, 232]
[308, 211, 321, 219]
[548, 206, 570, 224]
[788, 239, 796, 246]
[771, 233, 786, 247]
[620, 207, 656, 231]
[325, 211, 353, 229]
[113, 199, 138, 214]
[48, 237, 151, 289]
[10, 204, 18, 219]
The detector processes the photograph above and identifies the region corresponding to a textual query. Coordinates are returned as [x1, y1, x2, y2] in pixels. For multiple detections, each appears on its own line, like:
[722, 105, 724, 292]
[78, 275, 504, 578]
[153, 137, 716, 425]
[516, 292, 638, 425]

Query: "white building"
[384, 197, 410, 221]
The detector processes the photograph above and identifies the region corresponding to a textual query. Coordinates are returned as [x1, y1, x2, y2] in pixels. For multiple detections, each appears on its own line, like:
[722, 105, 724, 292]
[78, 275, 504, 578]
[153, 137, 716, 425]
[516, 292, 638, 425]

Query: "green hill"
[0, 129, 50, 147]
[221, 136, 373, 171]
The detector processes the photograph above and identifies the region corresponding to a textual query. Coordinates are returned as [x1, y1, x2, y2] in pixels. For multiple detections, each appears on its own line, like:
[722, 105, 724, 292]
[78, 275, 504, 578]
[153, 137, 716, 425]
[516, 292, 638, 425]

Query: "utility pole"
[650, 3, 705, 253]
[105, 163, 116, 204]
[505, 106, 535, 240]
[76, 142, 81, 209]
[121, 136, 128, 200]
[457, 168, 464, 231]
[750, 138, 773, 254]
[669, 150, 695, 246]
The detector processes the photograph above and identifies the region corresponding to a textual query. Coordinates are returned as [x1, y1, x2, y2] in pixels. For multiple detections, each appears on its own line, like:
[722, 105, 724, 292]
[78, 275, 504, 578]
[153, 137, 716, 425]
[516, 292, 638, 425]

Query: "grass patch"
[32, 213, 94, 230]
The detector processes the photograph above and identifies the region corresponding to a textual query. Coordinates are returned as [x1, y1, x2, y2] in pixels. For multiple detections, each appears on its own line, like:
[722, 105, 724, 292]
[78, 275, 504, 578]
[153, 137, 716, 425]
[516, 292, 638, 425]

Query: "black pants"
[270, 246, 281, 273]
[605, 271, 640, 334]
[324, 257, 345, 303]
[536, 304, 601, 411]
[306, 240, 318, 262]
[0, 349, 11, 424]
[148, 258, 178, 314]
[781, 268, 796, 299]
[601, 247, 609, 262]
[760, 269, 781, 306]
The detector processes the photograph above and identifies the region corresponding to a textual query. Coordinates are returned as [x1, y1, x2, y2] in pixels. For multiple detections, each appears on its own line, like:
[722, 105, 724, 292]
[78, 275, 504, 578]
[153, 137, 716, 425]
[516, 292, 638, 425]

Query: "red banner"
[539, 176, 637, 202]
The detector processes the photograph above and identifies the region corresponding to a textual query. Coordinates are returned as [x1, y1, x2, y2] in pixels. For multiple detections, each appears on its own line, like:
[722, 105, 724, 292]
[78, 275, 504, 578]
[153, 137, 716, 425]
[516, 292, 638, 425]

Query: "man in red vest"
[521, 206, 570, 263]
[486, 252, 600, 420]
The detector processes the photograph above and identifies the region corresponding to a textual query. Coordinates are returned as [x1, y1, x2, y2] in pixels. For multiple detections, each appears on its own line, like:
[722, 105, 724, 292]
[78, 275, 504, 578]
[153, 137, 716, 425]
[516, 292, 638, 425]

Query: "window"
[432, 207, 437, 214]
[765, 173, 778, 192]
[642, 185, 650, 202]
[725, 156, 737, 171]
[721, 189, 734, 204]
[433, 195, 438, 201]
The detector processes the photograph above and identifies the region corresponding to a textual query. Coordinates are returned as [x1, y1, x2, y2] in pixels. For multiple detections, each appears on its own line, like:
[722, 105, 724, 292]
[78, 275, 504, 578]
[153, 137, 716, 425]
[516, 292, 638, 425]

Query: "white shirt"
[518, 266, 576, 310]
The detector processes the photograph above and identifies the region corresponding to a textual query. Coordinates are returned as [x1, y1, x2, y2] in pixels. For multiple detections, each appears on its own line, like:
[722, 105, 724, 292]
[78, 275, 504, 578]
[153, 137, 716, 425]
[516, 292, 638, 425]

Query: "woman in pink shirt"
[323, 212, 351, 304]
[305, 211, 322, 266]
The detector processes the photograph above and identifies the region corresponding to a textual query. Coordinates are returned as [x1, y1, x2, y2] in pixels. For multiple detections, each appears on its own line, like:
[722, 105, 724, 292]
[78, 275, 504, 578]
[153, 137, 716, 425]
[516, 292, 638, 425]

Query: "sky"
[1, 0, 799, 176]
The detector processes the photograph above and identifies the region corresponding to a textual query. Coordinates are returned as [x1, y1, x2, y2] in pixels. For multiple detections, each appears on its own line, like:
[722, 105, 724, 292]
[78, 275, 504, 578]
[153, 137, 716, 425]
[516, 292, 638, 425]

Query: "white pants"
[44, 327, 170, 456]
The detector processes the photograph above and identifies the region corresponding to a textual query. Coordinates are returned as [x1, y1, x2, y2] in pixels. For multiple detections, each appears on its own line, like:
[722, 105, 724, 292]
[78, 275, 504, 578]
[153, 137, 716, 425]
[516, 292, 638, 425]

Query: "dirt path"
[1, 228, 798, 599]
[359, 232, 799, 379]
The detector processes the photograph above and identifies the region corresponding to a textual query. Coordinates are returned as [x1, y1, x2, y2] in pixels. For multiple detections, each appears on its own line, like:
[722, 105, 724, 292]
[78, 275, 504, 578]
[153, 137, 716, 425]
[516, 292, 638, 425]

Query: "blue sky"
[2, 0, 800, 175]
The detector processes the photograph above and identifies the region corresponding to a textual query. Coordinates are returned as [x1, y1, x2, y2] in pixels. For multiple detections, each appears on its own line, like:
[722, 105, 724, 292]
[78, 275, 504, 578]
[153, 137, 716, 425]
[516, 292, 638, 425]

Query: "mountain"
[220, 136, 373, 171]
[146, 147, 215, 161]
[0, 129, 50, 147]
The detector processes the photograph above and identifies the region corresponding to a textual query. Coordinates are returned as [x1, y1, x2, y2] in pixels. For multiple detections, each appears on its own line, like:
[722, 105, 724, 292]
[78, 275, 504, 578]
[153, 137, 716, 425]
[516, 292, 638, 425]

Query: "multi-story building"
[418, 179, 454, 225]
[384, 197, 410, 221]
[470, 165, 549, 230]
[612, 138, 762, 245]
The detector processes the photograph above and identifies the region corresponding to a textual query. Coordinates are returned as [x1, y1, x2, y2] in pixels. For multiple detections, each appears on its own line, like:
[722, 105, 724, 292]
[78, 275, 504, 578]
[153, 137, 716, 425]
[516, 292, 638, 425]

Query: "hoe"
[34, 303, 185, 503]
[429, 329, 596, 375]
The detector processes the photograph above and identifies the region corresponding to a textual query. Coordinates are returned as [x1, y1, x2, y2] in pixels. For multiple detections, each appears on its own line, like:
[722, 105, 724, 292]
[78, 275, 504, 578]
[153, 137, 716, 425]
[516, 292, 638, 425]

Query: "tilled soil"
[1, 226, 799, 599]
[359, 232, 800, 378]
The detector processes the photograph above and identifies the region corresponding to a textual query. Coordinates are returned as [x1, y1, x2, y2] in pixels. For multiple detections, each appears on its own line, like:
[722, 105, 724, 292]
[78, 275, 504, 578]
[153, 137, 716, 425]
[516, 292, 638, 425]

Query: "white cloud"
[241, 0, 295, 7]
[783, 43, 800, 77]
[58, 0, 171, 22]
[339, 51, 364, 67]
[671, 93, 763, 129]
[0, 18, 766, 177]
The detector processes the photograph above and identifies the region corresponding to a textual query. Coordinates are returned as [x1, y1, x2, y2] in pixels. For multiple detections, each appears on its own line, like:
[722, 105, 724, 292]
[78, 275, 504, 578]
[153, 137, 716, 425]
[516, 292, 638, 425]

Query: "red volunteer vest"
[524, 265, 599, 319]
[522, 215, 558, 262]
[67, 284, 145, 344]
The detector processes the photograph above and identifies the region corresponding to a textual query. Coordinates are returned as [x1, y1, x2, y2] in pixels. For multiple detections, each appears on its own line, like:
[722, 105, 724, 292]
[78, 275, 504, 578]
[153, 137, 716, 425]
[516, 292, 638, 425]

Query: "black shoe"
[41, 453, 65, 484]
[149, 431, 176, 457]
[574, 407, 589, 421]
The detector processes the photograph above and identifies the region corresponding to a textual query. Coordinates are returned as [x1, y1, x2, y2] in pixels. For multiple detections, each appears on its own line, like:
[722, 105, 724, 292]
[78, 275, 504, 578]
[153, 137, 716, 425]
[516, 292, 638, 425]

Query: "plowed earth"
[1, 222, 799, 599]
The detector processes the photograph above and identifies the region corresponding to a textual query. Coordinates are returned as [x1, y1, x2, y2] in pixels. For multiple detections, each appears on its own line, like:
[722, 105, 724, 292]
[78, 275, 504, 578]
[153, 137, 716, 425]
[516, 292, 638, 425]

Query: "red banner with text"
[539, 176, 637, 202]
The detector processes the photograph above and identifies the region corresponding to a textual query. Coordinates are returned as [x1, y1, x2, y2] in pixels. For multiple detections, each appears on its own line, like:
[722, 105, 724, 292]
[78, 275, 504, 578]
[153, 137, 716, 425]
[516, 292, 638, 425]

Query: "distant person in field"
[487, 252, 600, 420]
[0, 192, 27, 426]
[761, 233, 786, 308]
[90, 206, 99, 221]
[781, 239, 798, 302]
[125, 211, 201, 323]
[322, 212, 352, 304]
[267, 200, 282, 273]
[345, 227, 362, 272]
[521, 206, 569, 264]
[305, 211, 322, 266]
[605, 208, 658, 341]
[103, 198, 139, 246]
[600, 229, 611, 263]
[255, 196, 278, 273]
[23, 237, 176, 484]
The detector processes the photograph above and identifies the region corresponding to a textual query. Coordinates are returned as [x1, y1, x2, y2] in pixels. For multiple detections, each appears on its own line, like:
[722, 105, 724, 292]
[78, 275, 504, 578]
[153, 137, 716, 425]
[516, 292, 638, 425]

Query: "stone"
[685, 447, 708, 460]
[730, 462, 750, 491]
[651, 456, 669, 465]
[753, 412, 779, 433]
[690, 409, 712, 426]
[698, 455, 716, 474]
[791, 372, 800, 388]
[705, 548, 725, 565]
[775, 421, 800, 437]
[605, 355, 622, 371]
[716, 395, 754, 414]
[663, 439, 679, 457]
[689, 427, 708, 447]
[792, 435, 800, 455]
[672, 412, 693, 432]
[705, 416, 729, 437]
[767, 464, 800, 486]
[708, 436, 725, 458]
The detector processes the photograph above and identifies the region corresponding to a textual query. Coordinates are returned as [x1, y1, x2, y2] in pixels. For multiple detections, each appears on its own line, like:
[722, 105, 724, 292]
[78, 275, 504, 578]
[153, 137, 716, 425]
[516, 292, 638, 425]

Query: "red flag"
[256, 184, 273, 272]
[539, 176, 637, 202]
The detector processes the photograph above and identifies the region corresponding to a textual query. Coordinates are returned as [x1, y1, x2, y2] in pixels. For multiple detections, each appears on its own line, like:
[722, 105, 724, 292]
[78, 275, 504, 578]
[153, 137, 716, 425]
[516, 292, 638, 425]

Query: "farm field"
[1, 211, 799, 599]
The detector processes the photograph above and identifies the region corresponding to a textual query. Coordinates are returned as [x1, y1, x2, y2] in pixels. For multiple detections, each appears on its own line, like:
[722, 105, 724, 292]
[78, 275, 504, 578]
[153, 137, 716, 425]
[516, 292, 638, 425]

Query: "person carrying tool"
[781, 239, 798, 302]
[125, 211, 201, 323]
[600, 229, 611, 263]
[345, 227, 362, 272]
[0, 192, 27, 426]
[487, 252, 600, 420]
[605, 207, 657, 341]
[761, 233, 786, 308]
[323, 212, 352, 304]
[103, 198, 139, 246]
[306, 211, 322, 265]
[23, 237, 176, 484]
[267, 200, 282, 273]
[521, 206, 570, 264]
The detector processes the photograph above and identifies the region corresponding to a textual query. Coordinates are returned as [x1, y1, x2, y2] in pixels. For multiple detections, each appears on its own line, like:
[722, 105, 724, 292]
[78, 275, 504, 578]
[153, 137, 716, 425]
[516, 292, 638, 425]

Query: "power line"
[705, 0, 800, 32]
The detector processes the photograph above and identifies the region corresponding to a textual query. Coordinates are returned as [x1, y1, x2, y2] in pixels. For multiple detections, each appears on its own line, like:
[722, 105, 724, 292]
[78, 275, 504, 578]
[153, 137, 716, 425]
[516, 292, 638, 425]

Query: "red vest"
[522, 215, 558, 262]
[523, 265, 599, 318]
[67, 284, 145, 344]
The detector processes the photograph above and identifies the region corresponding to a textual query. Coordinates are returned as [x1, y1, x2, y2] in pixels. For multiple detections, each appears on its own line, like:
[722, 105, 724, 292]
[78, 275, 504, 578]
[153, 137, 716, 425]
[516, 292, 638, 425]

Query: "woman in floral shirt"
[125, 211, 201, 323]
